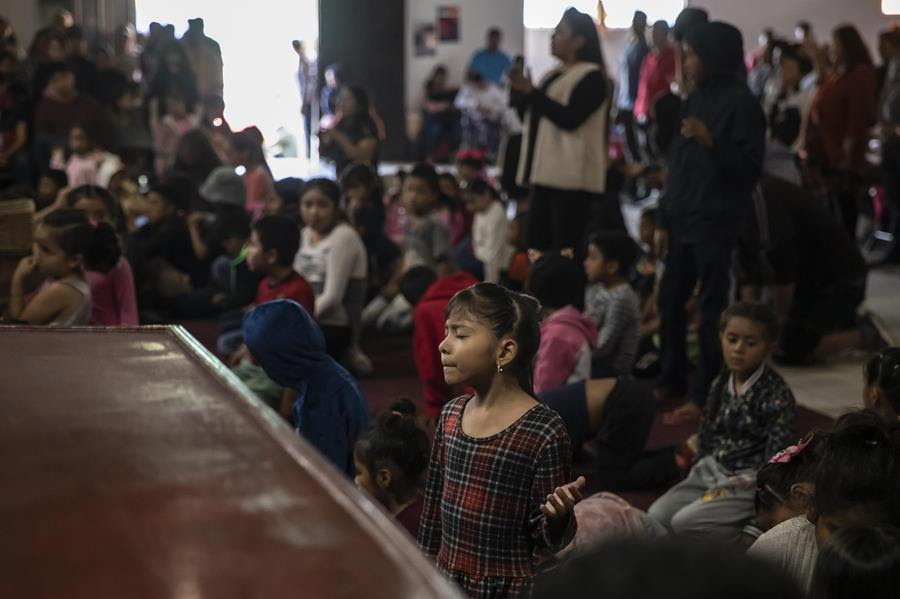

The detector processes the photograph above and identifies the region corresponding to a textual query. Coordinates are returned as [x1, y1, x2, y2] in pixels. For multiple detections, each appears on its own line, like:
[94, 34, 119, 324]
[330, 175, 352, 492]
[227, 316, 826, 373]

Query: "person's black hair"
[66, 185, 126, 233]
[153, 173, 197, 213]
[769, 106, 802, 148]
[813, 410, 900, 523]
[652, 20, 670, 36]
[173, 129, 222, 183]
[252, 215, 300, 267]
[41, 169, 68, 189]
[463, 176, 495, 197]
[398, 265, 437, 307]
[796, 21, 812, 34]
[232, 128, 271, 174]
[466, 69, 485, 84]
[833, 24, 874, 69]
[302, 177, 342, 207]
[408, 163, 440, 195]
[560, 7, 606, 70]
[274, 177, 304, 216]
[216, 209, 251, 241]
[445, 282, 541, 395]
[342, 84, 371, 123]
[527, 252, 584, 311]
[340, 162, 381, 195]
[43, 60, 74, 81]
[778, 43, 814, 74]
[719, 302, 780, 342]
[755, 433, 826, 517]
[533, 537, 802, 599]
[587, 230, 640, 274]
[66, 25, 84, 42]
[672, 7, 709, 42]
[457, 153, 485, 171]
[633, 10, 648, 23]
[865, 348, 900, 414]
[810, 526, 900, 599]
[354, 398, 430, 503]
[686, 21, 747, 82]
[488, 27, 502, 38]
[42, 208, 121, 273]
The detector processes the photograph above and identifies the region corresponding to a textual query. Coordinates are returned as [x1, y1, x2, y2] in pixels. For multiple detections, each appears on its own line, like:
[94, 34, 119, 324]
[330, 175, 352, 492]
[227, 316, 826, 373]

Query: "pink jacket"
[534, 306, 597, 394]
[85, 258, 139, 326]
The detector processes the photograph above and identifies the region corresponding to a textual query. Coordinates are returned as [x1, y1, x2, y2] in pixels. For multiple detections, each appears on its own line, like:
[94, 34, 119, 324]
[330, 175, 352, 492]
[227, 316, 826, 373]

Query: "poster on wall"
[437, 6, 460, 42]
[414, 22, 437, 56]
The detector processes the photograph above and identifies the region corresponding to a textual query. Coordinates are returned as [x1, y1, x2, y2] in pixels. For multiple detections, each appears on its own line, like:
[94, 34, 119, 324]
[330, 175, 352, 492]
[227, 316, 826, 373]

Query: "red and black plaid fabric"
[418, 395, 576, 598]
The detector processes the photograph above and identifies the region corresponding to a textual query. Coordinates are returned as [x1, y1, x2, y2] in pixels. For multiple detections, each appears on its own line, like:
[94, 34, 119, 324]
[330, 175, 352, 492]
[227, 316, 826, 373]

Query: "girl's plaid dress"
[418, 395, 576, 598]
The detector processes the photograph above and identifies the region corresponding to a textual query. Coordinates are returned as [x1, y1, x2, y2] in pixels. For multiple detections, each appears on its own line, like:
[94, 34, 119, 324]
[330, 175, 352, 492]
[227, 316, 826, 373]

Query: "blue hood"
[243, 300, 369, 474]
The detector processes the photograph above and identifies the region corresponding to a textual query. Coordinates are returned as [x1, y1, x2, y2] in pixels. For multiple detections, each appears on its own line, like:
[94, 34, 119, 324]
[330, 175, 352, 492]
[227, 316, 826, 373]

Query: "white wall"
[404, 0, 524, 110]
[690, 0, 894, 58]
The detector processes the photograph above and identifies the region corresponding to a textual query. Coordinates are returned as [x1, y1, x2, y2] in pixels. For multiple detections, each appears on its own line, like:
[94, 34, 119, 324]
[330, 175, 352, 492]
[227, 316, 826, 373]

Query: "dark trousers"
[321, 324, 351, 362]
[658, 238, 732, 405]
[539, 379, 677, 491]
[527, 186, 624, 258]
[618, 109, 642, 164]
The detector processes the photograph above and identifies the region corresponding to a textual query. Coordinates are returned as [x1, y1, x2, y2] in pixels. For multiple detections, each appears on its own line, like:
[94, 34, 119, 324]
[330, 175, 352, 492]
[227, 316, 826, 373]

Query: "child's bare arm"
[16, 281, 79, 325]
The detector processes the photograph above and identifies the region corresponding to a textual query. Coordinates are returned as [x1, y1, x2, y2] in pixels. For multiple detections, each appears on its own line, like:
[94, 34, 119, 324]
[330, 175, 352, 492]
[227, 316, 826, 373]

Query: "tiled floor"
[781, 266, 900, 418]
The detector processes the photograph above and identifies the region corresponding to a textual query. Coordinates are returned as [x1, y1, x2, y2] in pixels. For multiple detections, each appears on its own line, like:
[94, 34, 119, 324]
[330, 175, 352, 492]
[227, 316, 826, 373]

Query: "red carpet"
[181, 321, 835, 511]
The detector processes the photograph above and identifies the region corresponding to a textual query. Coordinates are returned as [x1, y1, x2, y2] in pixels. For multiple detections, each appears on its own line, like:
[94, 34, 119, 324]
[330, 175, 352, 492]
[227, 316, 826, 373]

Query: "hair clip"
[769, 432, 814, 464]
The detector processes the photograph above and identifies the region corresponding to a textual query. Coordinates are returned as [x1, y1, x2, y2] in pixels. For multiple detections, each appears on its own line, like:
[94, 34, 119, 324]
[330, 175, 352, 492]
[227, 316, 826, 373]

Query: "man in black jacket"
[655, 21, 766, 422]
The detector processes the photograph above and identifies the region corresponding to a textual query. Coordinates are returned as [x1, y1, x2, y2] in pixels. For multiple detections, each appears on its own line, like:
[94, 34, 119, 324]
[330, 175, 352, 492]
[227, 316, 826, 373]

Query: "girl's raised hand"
[540, 476, 586, 520]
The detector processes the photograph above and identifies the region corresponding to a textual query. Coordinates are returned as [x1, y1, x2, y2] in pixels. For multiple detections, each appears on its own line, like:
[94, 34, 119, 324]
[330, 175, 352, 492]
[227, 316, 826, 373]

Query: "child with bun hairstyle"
[354, 398, 430, 538]
[10, 208, 120, 325]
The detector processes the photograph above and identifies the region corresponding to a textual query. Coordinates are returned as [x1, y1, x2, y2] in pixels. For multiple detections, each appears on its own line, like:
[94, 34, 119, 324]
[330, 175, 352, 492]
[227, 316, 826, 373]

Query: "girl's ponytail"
[41, 209, 121, 273]
[84, 220, 121, 273]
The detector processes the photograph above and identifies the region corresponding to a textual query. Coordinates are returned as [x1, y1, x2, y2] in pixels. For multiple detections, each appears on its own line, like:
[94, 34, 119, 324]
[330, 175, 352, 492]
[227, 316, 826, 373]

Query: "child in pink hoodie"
[528, 253, 597, 394]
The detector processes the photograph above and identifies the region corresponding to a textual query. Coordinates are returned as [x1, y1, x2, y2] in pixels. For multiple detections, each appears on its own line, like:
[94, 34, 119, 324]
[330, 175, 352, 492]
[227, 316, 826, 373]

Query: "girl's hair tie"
[769, 432, 814, 464]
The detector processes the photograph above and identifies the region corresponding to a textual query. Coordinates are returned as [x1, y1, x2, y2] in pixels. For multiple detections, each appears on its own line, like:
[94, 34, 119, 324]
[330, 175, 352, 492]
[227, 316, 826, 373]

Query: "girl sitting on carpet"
[418, 282, 584, 598]
[10, 208, 119, 326]
[354, 398, 429, 539]
[648, 303, 796, 538]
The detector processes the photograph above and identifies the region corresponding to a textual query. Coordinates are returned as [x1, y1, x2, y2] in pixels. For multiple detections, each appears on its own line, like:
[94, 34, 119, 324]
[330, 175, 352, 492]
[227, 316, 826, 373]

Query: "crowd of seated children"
[353, 398, 429, 538]
[648, 303, 796, 537]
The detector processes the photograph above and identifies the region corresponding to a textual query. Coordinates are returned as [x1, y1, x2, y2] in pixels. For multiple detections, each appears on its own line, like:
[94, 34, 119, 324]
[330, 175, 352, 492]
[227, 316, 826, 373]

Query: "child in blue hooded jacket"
[243, 299, 370, 475]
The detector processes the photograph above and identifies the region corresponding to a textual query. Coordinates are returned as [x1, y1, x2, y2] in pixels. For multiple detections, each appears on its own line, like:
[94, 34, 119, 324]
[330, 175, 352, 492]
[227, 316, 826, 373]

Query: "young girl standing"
[10, 209, 119, 326]
[418, 282, 584, 598]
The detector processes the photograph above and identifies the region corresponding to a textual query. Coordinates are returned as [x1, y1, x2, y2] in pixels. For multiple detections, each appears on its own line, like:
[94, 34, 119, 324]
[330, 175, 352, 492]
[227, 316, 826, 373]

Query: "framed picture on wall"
[437, 6, 460, 42]
[414, 22, 437, 56]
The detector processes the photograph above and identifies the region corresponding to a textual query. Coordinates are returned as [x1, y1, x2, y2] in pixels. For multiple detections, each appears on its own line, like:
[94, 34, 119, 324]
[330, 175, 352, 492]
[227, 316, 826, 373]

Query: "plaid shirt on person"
[418, 395, 576, 598]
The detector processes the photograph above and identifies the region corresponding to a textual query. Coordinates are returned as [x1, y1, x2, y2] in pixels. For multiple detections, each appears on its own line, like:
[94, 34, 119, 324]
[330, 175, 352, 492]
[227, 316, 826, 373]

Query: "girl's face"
[401, 176, 436, 216]
[551, 19, 582, 62]
[300, 188, 337, 234]
[439, 308, 502, 387]
[68, 127, 91, 155]
[720, 316, 772, 381]
[73, 197, 113, 225]
[33, 223, 80, 278]
[779, 56, 802, 89]
[344, 184, 368, 223]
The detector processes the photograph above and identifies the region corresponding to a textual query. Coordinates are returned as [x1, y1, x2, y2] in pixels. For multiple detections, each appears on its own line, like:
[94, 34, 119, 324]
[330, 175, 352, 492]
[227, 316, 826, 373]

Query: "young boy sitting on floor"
[230, 215, 316, 407]
[583, 231, 641, 377]
[528, 252, 597, 394]
[648, 302, 796, 538]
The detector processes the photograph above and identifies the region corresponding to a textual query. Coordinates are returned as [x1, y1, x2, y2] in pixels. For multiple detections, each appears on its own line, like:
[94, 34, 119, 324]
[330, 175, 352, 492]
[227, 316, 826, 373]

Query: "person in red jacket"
[399, 265, 478, 420]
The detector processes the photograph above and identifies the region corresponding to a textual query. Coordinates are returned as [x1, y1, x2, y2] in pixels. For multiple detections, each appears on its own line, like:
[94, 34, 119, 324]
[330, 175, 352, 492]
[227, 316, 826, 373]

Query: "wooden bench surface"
[0, 326, 457, 599]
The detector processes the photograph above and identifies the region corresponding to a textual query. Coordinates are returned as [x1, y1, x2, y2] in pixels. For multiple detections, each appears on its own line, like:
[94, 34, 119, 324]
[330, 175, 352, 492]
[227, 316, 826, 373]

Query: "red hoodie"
[413, 271, 479, 417]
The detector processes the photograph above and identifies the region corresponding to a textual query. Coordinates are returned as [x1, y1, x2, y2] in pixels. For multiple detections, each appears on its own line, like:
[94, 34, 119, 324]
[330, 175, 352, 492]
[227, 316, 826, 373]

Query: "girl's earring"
[497, 362, 504, 373]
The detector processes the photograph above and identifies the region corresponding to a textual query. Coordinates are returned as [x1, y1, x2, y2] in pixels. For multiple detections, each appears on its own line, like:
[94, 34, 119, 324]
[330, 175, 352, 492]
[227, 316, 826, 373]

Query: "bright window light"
[885, 0, 900, 15]
[135, 0, 317, 151]
[524, 0, 685, 29]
